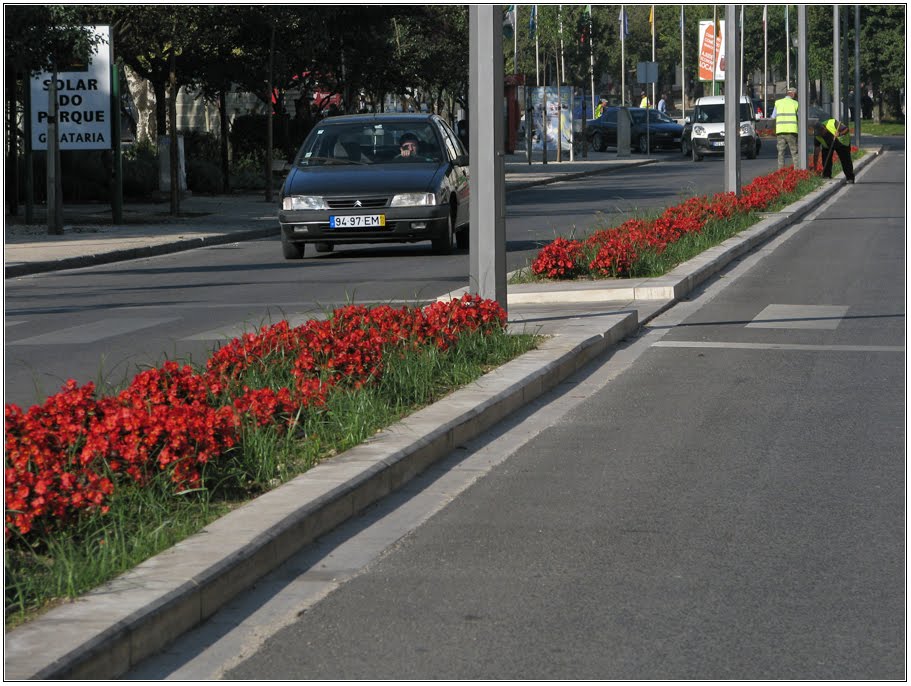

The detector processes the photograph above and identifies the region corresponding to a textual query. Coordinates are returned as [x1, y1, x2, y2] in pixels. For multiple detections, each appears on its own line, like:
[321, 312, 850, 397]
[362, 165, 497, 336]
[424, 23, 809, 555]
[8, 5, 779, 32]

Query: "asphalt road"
[4, 146, 786, 409]
[127, 150, 904, 680]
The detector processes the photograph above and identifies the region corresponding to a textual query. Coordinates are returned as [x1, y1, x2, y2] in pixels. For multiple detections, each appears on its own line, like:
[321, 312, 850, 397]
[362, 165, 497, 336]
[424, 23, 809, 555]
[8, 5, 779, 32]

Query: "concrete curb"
[4, 227, 280, 279]
[504, 158, 657, 191]
[4, 149, 881, 679]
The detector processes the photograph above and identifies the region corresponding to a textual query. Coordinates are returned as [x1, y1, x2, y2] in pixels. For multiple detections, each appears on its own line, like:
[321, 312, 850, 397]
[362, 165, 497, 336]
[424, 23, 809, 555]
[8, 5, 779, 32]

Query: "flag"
[649, 5, 654, 27]
[762, 5, 767, 31]
[619, 7, 629, 36]
[581, 4, 592, 43]
[503, 5, 516, 38]
[529, 4, 537, 38]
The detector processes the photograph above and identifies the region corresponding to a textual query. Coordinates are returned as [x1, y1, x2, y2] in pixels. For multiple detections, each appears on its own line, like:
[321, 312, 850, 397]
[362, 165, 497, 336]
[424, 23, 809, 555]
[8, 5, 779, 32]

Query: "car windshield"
[295, 121, 443, 166]
[630, 110, 676, 125]
[693, 103, 753, 123]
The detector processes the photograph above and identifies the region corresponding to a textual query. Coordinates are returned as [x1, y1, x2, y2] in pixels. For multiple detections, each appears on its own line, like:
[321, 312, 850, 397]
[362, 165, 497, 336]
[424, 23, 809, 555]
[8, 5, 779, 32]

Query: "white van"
[682, 95, 761, 161]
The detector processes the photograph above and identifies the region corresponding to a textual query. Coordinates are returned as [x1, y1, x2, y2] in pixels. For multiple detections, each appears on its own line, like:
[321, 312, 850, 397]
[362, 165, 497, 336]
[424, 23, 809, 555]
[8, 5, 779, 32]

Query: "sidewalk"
[3, 151, 654, 279]
[3, 150, 880, 680]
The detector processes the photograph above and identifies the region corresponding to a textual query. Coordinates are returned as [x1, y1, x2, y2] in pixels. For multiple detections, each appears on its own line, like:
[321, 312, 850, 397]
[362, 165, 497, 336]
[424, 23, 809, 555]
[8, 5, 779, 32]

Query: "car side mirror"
[685, 116, 691, 124]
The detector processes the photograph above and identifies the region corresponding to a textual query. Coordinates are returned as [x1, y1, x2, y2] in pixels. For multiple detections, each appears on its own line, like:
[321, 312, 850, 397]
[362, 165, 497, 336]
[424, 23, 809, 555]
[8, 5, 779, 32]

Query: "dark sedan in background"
[278, 113, 470, 258]
[586, 107, 684, 153]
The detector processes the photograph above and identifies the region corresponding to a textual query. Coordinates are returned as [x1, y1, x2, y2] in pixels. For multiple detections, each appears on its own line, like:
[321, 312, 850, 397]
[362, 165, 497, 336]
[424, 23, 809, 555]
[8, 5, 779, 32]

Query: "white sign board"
[30, 25, 112, 151]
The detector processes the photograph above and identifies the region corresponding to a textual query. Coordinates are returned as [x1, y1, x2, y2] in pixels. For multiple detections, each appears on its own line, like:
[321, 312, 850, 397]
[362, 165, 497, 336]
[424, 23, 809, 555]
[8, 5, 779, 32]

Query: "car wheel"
[455, 224, 469, 250]
[315, 242, 334, 253]
[281, 233, 305, 259]
[638, 134, 649, 154]
[691, 143, 703, 161]
[681, 137, 690, 156]
[746, 141, 757, 160]
[592, 132, 605, 152]
[432, 212, 454, 255]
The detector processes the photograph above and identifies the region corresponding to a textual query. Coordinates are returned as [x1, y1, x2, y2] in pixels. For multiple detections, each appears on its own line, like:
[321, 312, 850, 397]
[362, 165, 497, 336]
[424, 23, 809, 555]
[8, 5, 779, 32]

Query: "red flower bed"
[5, 295, 507, 542]
[530, 166, 813, 280]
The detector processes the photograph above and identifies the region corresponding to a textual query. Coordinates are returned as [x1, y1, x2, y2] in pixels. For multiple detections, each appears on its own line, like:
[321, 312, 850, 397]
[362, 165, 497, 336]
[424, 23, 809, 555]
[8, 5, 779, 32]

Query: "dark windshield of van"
[693, 103, 753, 123]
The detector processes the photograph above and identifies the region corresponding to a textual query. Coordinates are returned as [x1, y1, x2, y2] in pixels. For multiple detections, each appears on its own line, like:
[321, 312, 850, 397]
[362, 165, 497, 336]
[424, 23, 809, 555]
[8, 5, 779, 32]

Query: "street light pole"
[468, 5, 507, 310]
[797, 4, 808, 170]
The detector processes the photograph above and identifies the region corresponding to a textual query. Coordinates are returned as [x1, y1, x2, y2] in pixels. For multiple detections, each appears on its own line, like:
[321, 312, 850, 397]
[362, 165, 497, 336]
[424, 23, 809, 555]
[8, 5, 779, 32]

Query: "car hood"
[282, 162, 446, 197]
[638, 121, 683, 132]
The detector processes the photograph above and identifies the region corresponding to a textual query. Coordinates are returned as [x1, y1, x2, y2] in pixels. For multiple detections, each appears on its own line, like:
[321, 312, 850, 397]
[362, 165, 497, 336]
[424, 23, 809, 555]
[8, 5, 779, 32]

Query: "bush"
[122, 140, 159, 198]
[187, 158, 224, 194]
[230, 113, 315, 164]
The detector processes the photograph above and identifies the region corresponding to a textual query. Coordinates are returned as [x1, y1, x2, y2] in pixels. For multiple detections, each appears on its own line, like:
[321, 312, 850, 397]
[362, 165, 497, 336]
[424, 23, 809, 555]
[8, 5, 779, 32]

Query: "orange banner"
[698, 20, 724, 81]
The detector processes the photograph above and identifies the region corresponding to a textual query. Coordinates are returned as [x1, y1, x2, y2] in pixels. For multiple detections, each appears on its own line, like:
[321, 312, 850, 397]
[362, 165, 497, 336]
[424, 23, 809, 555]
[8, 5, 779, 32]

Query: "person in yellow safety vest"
[772, 86, 799, 169]
[595, 98, 607, 119]
[639, 91, 650, 108]
[812, 117, 856, 183]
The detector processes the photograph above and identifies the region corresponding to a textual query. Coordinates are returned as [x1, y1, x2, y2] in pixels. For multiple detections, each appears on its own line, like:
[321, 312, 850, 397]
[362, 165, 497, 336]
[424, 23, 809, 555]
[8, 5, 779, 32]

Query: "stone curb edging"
[504, 159, 657, 192]
[5, 313, 639, 680]
[4, 227, 281, 279]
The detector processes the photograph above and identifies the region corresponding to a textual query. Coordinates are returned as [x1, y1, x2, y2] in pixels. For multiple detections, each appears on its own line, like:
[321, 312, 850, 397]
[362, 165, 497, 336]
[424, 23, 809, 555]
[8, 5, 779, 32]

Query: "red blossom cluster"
[531, 166, 812, 280]
[5, 295, 507, 542]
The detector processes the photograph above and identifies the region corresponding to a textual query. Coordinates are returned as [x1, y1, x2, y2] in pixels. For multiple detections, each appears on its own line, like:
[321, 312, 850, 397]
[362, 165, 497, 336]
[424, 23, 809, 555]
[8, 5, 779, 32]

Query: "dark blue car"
[278, 113, 470, 258]
[586, 106, 683, 153]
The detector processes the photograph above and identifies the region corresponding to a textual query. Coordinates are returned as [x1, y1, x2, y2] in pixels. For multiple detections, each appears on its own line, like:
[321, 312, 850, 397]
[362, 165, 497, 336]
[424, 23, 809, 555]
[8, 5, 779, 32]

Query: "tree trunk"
[7, 67, 19, 216]
[154, 80, 168, 143]
[219, 91, 230, 193]
[124, 64, 156, 144]
[169, 50, 179, 216]
[265, 22, 275, 202]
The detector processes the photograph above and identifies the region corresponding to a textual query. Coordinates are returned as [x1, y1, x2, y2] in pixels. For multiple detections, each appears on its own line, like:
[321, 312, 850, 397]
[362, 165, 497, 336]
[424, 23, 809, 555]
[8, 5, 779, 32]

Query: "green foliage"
[5, 326, 538, 626]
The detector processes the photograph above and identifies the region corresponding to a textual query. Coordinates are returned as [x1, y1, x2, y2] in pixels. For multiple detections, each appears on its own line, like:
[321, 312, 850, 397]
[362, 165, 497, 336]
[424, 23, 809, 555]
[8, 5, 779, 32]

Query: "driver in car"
[395, 132, 420, 159]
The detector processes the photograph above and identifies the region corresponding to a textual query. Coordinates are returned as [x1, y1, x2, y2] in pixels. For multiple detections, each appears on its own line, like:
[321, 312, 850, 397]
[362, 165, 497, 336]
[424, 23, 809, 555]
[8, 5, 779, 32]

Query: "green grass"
[5, 327, 540, 628]
[858, 120, 904, 136]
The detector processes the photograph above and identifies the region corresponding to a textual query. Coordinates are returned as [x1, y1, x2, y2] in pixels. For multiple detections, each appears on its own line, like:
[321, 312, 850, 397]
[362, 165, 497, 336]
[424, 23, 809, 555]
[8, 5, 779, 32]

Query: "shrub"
[187, 158, 224, 194]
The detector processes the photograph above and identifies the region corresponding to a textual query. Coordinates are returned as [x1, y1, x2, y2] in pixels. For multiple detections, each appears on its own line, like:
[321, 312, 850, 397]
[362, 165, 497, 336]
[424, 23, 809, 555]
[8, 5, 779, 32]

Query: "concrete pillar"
[468, 5, 507, 310]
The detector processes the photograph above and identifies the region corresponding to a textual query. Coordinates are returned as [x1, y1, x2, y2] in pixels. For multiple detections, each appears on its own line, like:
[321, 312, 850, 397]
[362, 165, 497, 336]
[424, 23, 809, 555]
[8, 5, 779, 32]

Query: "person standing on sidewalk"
[772, 86, 799, 169]
[812, 118, 855, 183]
[639, 91, 650, 108]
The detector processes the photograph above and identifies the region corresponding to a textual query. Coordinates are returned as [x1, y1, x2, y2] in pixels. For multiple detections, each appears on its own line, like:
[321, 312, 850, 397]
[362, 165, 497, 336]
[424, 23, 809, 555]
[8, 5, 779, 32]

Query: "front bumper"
[692, 135, 758, 155]
[279, 204, 450, 245]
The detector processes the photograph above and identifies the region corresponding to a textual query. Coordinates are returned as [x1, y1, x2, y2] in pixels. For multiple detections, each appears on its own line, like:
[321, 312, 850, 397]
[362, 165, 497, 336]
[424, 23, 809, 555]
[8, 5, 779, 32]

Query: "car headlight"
[740, 123, 755, 137]
[282, 196, 328, 211]
[693, 125, 706, 136]
[390, 192, 438, 207]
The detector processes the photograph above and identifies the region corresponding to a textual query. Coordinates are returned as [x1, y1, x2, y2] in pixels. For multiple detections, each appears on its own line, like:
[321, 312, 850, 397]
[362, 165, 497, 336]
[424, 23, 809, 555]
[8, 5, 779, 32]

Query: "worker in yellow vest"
[639, 91, 650, 108]
[813, 118, 855, 183]
[594, 98, 607, 119]
[772, 86, 799, 169]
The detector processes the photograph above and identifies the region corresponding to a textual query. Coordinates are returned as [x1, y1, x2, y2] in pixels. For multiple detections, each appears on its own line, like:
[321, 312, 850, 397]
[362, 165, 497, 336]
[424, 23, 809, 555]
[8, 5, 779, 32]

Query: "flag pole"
[785, 5, 790, 87]
[680, 5, 685, 119]
[620, 5, 626, 106]
[763, 5, 768, 115]
[535, 5, 540, 86]
[589, 5, 596, 116]
[651, 5, 656, 108]
[712, 5, 717, 96]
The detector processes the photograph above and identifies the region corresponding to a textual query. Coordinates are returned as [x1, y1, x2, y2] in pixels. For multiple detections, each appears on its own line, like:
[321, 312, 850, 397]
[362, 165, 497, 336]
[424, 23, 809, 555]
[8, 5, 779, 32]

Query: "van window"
[694, 103, 753, 123]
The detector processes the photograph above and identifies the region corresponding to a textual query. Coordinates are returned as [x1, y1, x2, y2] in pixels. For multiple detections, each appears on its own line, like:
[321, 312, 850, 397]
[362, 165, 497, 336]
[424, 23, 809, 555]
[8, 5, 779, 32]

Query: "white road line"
[652, 340, 903, 353]
[7, 317, 178, 345]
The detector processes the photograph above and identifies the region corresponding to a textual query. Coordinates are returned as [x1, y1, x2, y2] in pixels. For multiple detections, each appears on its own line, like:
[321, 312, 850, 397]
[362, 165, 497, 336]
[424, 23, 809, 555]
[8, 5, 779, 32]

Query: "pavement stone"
[2, 149, 880, 680]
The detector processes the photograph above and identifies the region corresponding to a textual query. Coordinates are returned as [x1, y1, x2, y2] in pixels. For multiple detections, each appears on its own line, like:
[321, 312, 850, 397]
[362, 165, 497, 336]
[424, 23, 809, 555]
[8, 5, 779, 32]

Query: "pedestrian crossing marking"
[745, 304, 850, 330]
[7, 318, 177, 345]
